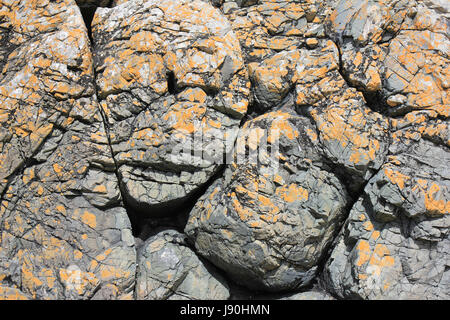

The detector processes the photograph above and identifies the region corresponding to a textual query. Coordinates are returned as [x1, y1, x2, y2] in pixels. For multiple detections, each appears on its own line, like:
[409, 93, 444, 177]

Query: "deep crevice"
[166, 71, 177, 95]
[131, 164, 226, 244]
[79, 6, 96, 43]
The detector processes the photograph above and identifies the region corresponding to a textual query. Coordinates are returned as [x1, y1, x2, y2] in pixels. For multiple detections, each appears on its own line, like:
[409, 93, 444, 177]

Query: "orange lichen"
[384, 167, 409, 190]
[81, 211, 97, 229]
[275, 184, 309, 203]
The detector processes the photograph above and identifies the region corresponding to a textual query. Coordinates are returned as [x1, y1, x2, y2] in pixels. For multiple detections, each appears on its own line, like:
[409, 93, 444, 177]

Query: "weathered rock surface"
[279, 290, 335, 300]
[247, 40, 390, 190]
[0, 0, 448, 300]
[92, 0, 250, 215]
[327, 0, 449, 117]
[136, 229, 229, 300]
[185, 108, 349, 291]
[0, 0, 136, 299]
[323, 111, 450, 299]
[218, 0, 392, 190]
[321, 0, 450, 300]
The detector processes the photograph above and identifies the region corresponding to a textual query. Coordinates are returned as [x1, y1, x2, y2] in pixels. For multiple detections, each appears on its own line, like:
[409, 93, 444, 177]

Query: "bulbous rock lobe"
[136, 229, 230, 300]
[185, 108, 349, 291]
[92, 0, 250, 214]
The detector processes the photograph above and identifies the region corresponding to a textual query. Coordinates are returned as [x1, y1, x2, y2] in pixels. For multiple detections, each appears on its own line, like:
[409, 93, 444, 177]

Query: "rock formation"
[0, 0, 448, 300]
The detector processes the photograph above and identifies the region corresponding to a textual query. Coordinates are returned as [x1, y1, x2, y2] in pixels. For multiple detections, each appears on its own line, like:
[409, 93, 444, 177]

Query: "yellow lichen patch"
[39, 268, 57, 289]
[163, 102, 206, 134]
[178, 87, 207, 104]
[355, 238, 396, 284]
[42, 237, 71, 262]
[356, 240, 371, 267]
[358, 273, 368, 280]
[369, 244, 395, 272]
[81, 211, 97, 229]
[371, 230, 380, 240]
[95, 248, 112, 262]
[384, 167, 410, 190]
[363, 221, 374, 231]
[420, 182, 450, 215]
[256, 111, 299, 144]
[52, 163, 64, 175]
[0, 286, 29, 300]
[257, 194, 280, 216]
[365, 67, 382, 91]
[59, 267, 98, 296]
[99, 265, 130, 281]
[275, 184, 309, 203]
[73, 250, 83, 260]
[230, 192, 255, 222]
[22, 167, 35, 185]
[93, 185, 107, 193]
[21, 261, 43, 297]
[129, 31, 160, 52]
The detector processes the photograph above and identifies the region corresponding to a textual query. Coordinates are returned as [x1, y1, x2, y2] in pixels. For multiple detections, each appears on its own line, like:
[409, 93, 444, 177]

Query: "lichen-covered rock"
[220, 0, 391, 190]
[185, 108, 349, 291]
[136, 229, 229, 300]
[0, 0, 448, 301]
[323, 112, 449, 299]
[327, 0, 449, 117]
[0, 286, 31, 300]
[321, 0, 450, 300]
[218, 0, 336, 62]
[249, 40, 390, 190]
[0, 0, 136, 299]
[92, 0, 250, 215]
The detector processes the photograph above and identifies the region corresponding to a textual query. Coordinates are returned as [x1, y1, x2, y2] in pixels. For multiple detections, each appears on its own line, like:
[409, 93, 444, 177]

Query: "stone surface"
[249, 39, 390, 190]
[279, 290, 335, 300]
[185, 108, 349, 291]
[136, 229, 229, 300]
[92, 0, 250, 215]
[321, 0, 450, 300]
[0, 0, 136, 299]
[323, 111, 450, 299]
[327, 0, 449, 117]
[0, 0, 448, 300]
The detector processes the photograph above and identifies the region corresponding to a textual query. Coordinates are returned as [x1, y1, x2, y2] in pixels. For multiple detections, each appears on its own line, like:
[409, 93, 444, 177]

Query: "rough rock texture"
[185, 108, 350, 291]
[136, 229, 229, 300]
[247, 40, 390, 190]
[0, 0, 136, 299]
[323, 112, 450, 299]
[92, 0, 250, 216]
[0, 0, 448, 300]
[327, 0, 449, 117]
[279, 290, 335, 300]
[217, 0, 392, 190]
[321, 0, 450, 300]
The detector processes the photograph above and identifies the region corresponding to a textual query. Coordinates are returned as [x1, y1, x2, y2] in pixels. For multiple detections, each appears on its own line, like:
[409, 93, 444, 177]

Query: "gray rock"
[136, 229, 230, 300]
[185, 108, 349, 291]
[92, 0, 250, 215]
[280, 291, 335, 300]
[0, 0, 136, 300]
[323, 114, 450, 299]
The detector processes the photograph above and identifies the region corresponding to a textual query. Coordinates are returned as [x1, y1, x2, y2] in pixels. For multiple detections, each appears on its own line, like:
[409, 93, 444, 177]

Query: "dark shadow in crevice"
[79, 6, 96, 43]
[166, 71, 177, 95]
[127, 164, 226, 245]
